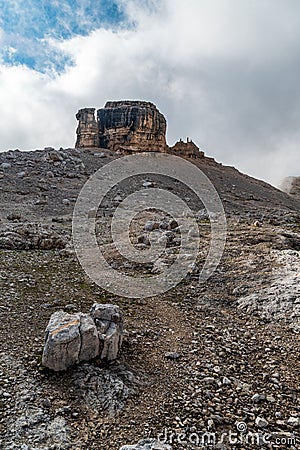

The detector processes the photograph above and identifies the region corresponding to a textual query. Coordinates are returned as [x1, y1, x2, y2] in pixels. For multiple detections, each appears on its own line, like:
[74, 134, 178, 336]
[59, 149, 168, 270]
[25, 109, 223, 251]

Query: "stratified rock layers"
[98, 101, 167, 152]
[75, 101, 167, 152]
[75, 108, 99, 148]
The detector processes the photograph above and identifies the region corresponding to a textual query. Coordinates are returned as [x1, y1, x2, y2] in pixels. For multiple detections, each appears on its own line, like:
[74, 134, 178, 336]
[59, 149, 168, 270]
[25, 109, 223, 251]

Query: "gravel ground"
[0, 220, 299, 449]
[0, 148, 299, 449]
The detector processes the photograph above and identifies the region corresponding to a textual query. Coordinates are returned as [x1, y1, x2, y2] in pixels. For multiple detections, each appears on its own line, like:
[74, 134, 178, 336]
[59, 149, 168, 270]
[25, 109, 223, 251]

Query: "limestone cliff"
[75, 101, 167, 153]
[98, 101, 167, 153]
[75, 100, 204, 158]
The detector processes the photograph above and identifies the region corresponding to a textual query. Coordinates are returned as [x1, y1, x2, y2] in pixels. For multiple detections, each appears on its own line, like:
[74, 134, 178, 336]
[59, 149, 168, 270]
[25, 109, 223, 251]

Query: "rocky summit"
[76, 101, 168, 153]
[75, 100, 203, 158]
[0, 103, 300, 449]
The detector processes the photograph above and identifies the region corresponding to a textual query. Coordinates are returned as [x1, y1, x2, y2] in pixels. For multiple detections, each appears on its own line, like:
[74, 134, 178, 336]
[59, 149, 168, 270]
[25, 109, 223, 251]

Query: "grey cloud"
[0, 0, 300, 186]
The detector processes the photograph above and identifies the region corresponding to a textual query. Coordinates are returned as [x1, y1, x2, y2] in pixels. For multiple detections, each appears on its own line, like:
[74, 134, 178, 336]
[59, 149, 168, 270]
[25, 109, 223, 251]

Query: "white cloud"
[0, 0, 300, 186]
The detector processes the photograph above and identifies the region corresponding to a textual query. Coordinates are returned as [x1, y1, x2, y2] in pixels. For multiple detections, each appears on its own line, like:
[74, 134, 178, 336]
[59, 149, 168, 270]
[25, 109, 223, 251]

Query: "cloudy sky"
[0, 0, 299, 186]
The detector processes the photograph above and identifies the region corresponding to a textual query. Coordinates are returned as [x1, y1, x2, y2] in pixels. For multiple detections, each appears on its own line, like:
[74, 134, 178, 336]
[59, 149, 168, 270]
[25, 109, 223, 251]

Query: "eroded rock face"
[75, 101, 167, 153]
[90, 303, 123, 361]
[75, 108, 99, 148]
[42, 311, 76, 371]
[98, 101, 167, 152]
[42, 304, 123, 371]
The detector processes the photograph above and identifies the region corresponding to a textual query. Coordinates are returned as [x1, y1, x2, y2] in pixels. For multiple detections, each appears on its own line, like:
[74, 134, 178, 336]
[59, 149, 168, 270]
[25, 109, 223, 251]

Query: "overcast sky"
[0, 0, 299, 186]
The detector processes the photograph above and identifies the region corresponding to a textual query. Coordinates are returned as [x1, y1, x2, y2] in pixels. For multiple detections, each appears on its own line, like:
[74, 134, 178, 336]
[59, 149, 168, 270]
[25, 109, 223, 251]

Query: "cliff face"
[75, 100, 206, 157]
[98, 101, 167, 152]
[75, 101, 167, 152]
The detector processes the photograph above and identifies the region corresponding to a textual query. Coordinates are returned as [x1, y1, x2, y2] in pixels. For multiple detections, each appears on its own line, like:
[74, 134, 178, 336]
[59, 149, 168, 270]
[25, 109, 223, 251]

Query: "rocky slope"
[0, 147, 299, 226]
[0, 146, 299, 449]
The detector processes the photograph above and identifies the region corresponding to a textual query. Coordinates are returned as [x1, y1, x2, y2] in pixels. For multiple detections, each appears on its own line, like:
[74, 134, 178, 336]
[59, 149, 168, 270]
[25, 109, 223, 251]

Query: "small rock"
[159, 220, 169, 230]
[48, 150, 63, 162]
[252, 393, 266, 403]
[196, 208, 209, 220]
[144, 221, 159, 232]
[3, 392, 11, 398]
[7, 213, 22, 221]
[64, 304, 78, 312]
[137, 234, 150, 246]
[1, 162, 11, 170]
[41, 397, 51, 408]
[168, 219, 178, 229]
[287, 416, 299, 427]
[164, 352, 181, 360]
[88, 207, 97, 218]
[142, 181, 154, 188]
[255, 416, 269, 428]
[222, 376, 231, 385]
[272, 372, 280, 379]
[202, 377, 215, 385]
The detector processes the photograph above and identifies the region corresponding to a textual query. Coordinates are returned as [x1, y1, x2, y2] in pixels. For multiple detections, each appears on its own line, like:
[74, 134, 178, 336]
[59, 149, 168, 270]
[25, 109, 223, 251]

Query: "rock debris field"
[0, 147, 299, 449]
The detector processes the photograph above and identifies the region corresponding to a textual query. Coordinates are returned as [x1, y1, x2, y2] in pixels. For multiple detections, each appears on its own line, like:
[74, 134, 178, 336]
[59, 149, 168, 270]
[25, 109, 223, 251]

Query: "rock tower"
[75, 100, 167, 153]
[75, 108, 99, 148]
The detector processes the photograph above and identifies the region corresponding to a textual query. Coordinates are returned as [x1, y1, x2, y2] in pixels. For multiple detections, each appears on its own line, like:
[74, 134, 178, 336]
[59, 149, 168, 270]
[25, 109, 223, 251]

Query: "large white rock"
[42, 304, 123, 371]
